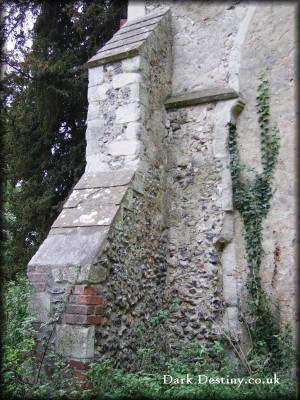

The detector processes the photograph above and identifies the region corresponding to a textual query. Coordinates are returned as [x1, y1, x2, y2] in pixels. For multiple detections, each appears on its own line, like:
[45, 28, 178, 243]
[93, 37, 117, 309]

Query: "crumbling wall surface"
[164, 105, 224, 344]
[234, 3, 297, 334]
[164, 97, 241, 346]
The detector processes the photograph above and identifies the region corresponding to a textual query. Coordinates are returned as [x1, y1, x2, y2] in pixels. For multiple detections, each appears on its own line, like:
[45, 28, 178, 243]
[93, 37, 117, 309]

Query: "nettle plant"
[228, 71, 294, 370]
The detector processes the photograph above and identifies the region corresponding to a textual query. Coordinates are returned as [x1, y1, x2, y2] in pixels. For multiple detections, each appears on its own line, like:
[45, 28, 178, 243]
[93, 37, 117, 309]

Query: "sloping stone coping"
[28, 170, 135, 268]
[164, 87, 238, 108]
[52, 170, 135, 229]
[87, 8, 170, 67]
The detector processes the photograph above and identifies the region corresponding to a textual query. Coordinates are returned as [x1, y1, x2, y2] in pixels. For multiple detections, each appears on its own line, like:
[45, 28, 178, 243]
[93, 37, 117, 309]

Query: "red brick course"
[72, 285, 95, 295]
[27, 273, 46, 282]
[76, 295, 103, 305]
[74, 370, 88, 380]
[95, 306, 102, 315]
[69, 360, 89, 370]
[36, 265, 48, 273]
[65, 304, 95, 315]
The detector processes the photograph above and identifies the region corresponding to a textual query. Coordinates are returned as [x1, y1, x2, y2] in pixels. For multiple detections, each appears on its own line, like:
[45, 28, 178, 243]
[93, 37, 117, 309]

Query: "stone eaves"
[87, 8, 170, 67]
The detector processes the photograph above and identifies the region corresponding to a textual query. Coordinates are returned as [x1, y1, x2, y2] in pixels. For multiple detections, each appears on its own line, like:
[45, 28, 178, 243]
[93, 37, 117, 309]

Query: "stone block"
[88, 66, 104, 87]
[128, 82, 148, 106]
[112, 73, 141, 89]
[116, 102, 141, 123]
[221, 167, 233, 211]
[62, 266, 79, 283]
[125, 122, 144, 139]
[64, 314, 101, 325]
[88, 83, 110, 102]
[123, 188, 134, 211]
[221, 242, 236, 276]
[87, 43, 141, 68]
[219, 212, 234, 243]
[107, 140, 140, 156]
[74, 170, 135, 189]
[77, 263, 107, 284]
[223, 306, 239, 334]
[122, 56, 141, 72]
[52, 204, 118, 228]
[164, 87, 238, 109]
[56, 325, 95, 360]
[29, 292, 51, 323]
[223, 274, 238, 306]
[28, 226, 109, 268]
[64, 189, 98, 208]
[86, 141, 100, 157]
[52, 268, 63, 282]
[85, 155, 110, 173]
[65, 186, 127, 208]
[85, 118, 104, 142]
[51, 267, 78, 284]
[87, 103, 101, 122]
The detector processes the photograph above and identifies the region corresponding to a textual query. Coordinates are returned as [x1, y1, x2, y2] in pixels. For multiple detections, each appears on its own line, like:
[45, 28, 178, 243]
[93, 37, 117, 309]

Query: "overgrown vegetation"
[228, 72, 295, 373]
[1, 275, 296, 399]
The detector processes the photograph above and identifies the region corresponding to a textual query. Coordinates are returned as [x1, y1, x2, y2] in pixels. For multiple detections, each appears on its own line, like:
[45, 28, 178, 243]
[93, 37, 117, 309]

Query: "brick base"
[63, 285, 103, 325]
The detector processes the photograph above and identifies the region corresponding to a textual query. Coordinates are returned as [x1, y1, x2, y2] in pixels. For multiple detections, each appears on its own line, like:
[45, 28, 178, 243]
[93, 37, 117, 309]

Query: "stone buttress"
[28, 6, 248, 369]
[27, 9, 173, 371]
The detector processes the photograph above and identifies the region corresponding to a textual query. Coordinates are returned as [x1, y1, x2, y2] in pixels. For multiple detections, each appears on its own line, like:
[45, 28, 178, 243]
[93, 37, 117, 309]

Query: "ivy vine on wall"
[228, 71, 286, 367]
[229, 71, 280, 303]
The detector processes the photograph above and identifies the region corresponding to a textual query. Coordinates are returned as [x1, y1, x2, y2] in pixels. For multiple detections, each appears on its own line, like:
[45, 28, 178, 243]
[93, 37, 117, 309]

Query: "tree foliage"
[1, 1, 127, 279]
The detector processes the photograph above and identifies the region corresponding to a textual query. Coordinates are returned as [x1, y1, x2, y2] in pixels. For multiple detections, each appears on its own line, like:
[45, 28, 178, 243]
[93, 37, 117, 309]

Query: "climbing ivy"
[229, 71, 279, 301]
[228, 71, 287, 367]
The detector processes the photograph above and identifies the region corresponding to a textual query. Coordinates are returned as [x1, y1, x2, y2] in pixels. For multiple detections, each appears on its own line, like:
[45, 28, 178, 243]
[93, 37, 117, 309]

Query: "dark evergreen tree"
[1, 1, 127, 279]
